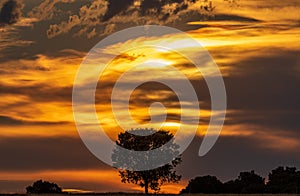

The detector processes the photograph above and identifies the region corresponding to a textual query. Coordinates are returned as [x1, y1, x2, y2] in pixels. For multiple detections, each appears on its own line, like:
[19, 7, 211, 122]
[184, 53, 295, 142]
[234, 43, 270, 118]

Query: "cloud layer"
[44, 0, 204, 38]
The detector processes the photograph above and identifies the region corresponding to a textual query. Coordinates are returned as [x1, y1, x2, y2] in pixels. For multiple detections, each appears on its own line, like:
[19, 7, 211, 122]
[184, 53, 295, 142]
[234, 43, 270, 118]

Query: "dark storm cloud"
[0, 0, 24, 25]
[0, 136, 110, 171]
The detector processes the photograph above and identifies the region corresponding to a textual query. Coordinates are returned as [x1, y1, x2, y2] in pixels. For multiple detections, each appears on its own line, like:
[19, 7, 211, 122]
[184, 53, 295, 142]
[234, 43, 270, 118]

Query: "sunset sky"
[1, 0, 300, 193]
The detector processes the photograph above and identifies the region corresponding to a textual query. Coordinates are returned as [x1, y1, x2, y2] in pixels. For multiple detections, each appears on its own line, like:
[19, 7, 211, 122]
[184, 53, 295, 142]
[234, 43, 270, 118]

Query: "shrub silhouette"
[26, 180, 62, 194]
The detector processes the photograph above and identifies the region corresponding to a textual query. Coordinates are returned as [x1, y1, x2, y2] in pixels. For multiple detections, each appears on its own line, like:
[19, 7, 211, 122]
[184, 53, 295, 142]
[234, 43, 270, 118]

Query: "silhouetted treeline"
[181, 166, 300, 194]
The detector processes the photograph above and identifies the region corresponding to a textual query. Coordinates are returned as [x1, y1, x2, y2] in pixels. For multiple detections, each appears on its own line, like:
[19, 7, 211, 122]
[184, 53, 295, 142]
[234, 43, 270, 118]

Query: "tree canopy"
[266, 166, 299, 193]
[181, 175, 223, 193]
[112, 128, 182, 194]
[227, 170, 265, 193]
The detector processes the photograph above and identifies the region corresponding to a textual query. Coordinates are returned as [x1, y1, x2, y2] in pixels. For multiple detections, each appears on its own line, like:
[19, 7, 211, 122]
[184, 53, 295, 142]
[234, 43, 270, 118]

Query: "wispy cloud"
[0, 19, 34, 58]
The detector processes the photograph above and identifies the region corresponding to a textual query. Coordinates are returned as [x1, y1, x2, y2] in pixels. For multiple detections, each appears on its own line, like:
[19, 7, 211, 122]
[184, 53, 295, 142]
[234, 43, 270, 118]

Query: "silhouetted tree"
[223, 170, 265, 193]
[182, 167, 300, 194]
[297, 170, 300, 193]
[181, 175, 223, 193]
[238, 170, 265, 193]
[266, 166, 299, 193]
[26, 180, 62, 194]
[223, 179, 241, 193]
[182, 171, 265, 194]
[112, 129, 182, 194]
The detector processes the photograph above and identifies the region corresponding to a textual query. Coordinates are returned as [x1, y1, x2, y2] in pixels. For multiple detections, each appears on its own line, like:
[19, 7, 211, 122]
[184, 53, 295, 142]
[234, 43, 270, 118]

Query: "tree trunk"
[145, 183, 148, 194]
[144, 177, 149, 194]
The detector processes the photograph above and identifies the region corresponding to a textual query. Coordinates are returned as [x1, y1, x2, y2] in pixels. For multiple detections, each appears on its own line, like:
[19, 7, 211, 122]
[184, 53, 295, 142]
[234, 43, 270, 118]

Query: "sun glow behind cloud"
[1, 15, 299, 145]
